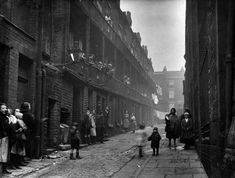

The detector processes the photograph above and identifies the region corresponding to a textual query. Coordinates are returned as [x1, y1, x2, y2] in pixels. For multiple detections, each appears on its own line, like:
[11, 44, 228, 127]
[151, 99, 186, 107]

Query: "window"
[169, 90, 175, 99]
[169, 80, 174, 86]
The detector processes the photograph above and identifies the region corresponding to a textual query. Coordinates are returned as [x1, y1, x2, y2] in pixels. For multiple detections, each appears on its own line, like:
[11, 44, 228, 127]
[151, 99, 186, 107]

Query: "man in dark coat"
[181, 112, 194, 149]
[20, 102, 36, 159]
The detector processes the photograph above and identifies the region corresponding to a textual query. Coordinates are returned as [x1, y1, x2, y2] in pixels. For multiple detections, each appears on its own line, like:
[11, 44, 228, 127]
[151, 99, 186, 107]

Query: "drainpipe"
[225, 0, 234, 137]
[40, 68, 46, 155]
[224, 0, 235, 171]
[35, 0, 43, 158]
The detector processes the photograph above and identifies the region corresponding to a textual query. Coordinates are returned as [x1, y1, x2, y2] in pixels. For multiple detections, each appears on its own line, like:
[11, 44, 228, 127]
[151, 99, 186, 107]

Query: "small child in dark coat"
[148, 127, 161, 156]
[70, 122, 82, 160]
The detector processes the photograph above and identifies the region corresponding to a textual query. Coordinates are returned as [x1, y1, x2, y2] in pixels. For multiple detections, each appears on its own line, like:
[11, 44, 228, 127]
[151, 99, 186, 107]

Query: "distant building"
[153, 67, 184, 116]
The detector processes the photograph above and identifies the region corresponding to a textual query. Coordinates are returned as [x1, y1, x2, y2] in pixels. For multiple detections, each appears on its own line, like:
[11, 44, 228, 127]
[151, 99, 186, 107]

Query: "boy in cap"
[70, 122, 82, 160]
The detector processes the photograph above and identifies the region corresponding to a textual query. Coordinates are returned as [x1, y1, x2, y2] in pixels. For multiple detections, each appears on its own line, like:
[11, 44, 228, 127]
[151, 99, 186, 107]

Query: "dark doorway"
[47, 98, 56, 147]
[73, 87, 82, 124]
[17, 54, 33, 107]
[0, 44, 8, 103]
[102, 97, 106, 112]
[88, 89, 93, 111]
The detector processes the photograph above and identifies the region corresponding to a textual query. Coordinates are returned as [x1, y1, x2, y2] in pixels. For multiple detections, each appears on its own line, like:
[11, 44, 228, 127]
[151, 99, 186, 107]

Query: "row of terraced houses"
[0, 0, 156, 157]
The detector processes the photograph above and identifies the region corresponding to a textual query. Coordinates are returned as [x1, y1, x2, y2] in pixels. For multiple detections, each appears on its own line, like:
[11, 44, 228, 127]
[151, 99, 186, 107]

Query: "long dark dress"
[165, 114, 180, 139]
[22, 112, 36, 158]
[181, 118, 194, 143]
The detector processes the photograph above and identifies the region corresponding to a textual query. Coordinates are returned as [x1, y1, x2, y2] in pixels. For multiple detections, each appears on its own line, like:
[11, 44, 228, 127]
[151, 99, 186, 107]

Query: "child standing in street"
[136, 124, 147, 158]
[70, 122, 82, 160]
[148, 127, 161, 156]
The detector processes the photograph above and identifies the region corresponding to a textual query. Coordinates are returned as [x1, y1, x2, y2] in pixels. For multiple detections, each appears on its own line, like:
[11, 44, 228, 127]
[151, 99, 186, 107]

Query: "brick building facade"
[185, 0, 235, 177]
[153, 67, 184, 115]
[0, 0, 156, 157]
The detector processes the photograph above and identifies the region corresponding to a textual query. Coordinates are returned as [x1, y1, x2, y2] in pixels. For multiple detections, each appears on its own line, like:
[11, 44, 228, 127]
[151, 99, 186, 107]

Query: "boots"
[152, 148, 155, 156]
[70, 153, 75, 160]
[139, 146, 143, 158]
[2, 163, 11, 174]
[76, 150, 81, 159]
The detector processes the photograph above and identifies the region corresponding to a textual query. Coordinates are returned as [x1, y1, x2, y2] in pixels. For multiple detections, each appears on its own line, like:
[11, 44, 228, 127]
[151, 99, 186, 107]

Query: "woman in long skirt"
[181, 112, 194, 149]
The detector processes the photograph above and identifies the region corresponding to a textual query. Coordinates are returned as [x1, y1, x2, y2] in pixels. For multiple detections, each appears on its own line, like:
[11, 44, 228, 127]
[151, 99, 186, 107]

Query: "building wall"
[154, 69, 184, 115]
[184, 0, 234, 177]
[0, 0, 156, 155]
[0, 1, 37, 110]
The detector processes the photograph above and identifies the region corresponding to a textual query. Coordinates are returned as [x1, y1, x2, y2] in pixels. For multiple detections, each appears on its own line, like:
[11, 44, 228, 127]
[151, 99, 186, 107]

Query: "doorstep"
[59, 143, 89, 151]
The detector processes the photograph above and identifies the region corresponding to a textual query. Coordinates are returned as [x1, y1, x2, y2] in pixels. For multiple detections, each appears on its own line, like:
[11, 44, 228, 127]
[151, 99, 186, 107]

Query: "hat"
[153, 127, 158, 131]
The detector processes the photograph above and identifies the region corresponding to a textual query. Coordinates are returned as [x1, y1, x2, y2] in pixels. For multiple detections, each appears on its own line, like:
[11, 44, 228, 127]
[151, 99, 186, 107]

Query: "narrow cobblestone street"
[3, 124, 207, 178]
[27, 126, 159, 178]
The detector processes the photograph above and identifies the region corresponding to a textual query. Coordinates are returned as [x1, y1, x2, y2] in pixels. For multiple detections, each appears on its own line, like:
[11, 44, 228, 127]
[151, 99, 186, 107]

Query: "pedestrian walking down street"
[70, 122, 82, 160]
[130, 113, 137, 133]
[136, 124, 147, 158]
[0, 103, 11, 175]
[20, 102, 36, 159]
[148, 127, 161, 156]
[90, 110, 97, 144]
[165, 108, 180, 148]
[96, 110, 105, 143]
[123, 110, 130, 132]
[181, 112, 194, 149]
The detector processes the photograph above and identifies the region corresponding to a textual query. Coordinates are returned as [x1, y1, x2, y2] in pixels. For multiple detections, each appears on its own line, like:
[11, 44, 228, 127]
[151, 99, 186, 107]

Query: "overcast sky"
[120, 0, 186, 72]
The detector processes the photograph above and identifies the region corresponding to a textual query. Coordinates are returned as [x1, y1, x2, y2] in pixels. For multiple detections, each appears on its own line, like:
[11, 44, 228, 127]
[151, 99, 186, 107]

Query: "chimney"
[124, 11, 132, 26]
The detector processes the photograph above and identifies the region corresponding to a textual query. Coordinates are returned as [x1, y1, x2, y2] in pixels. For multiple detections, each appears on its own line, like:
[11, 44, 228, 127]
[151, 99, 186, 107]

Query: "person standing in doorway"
[20, 102, 36, 160]
[165, 108, 180, 148]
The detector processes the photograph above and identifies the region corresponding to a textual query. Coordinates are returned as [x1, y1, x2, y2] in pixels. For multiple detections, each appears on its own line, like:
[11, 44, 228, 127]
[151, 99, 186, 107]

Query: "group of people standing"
[165, 108, 194, 149]
[69, 107, 110, 160]
[0, 102, 35, 175]
[82, 107, 110, 145]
